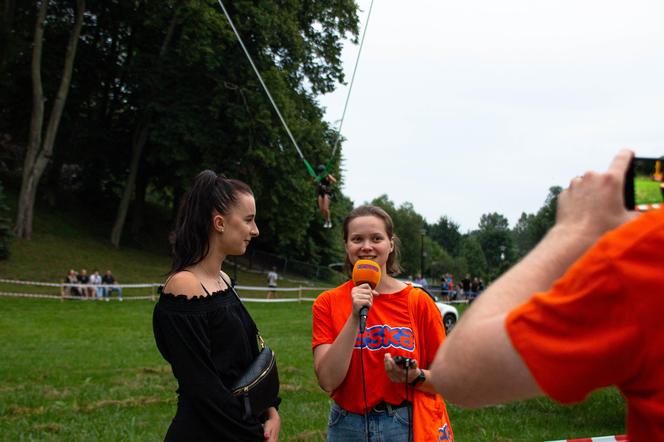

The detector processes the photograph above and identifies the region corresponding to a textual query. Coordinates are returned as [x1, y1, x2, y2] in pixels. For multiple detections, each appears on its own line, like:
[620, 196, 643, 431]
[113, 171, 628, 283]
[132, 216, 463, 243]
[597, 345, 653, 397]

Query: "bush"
[0, 181, 13, 259]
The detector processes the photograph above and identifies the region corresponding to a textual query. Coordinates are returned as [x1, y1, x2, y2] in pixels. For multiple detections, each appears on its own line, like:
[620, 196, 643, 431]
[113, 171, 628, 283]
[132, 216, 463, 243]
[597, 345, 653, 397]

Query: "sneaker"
[327, 220, 333, 228]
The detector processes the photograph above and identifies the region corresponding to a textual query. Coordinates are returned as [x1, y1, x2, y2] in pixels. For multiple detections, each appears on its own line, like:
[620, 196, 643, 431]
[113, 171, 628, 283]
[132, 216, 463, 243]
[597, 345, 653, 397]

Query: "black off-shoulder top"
[153, 285, 276, 441]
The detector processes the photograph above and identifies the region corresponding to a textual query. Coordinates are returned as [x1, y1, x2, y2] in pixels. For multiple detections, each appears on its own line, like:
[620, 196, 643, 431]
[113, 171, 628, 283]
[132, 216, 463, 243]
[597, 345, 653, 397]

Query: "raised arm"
[312, 284, 375, 392]
[429, 149, 636, 407]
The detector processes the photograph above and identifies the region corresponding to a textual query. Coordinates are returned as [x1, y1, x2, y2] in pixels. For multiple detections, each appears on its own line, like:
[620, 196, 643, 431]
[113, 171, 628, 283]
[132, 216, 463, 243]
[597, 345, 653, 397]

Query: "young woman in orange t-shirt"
[312, 205, 453, 441]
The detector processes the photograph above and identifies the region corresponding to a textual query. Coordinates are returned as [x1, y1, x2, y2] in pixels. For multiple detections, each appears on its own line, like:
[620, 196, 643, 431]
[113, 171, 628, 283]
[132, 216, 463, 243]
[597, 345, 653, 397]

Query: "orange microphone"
[352, 259, 381, 333]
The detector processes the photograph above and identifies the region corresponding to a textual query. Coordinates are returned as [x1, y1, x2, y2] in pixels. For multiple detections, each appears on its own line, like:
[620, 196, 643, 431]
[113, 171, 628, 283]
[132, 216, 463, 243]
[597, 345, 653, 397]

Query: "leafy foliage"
[512, 186, 562, 258]
[459, 235, 487, 278]
[429, 215, 462, 256]
[1, 0, 360, 264]
[476, 212, 515, 279]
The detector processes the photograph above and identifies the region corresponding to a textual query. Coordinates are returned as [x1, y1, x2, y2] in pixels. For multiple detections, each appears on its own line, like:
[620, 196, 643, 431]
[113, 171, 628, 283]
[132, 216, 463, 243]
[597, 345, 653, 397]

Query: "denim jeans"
[328, 401, 411, 442]
[102, 287, 123, 299]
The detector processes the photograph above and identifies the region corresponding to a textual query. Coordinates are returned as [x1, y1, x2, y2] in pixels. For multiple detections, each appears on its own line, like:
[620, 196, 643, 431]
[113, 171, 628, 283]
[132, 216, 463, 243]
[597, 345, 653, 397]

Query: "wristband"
[409, 369, 426, 387]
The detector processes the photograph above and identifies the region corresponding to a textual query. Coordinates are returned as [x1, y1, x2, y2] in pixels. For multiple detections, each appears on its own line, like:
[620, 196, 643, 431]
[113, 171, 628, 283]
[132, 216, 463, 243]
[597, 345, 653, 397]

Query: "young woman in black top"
[153, 171, 281, 441]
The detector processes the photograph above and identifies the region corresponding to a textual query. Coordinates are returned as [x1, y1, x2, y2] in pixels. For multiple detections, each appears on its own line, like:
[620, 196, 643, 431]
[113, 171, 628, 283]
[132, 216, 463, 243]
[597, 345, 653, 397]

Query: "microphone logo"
[356, 263, 379, 272]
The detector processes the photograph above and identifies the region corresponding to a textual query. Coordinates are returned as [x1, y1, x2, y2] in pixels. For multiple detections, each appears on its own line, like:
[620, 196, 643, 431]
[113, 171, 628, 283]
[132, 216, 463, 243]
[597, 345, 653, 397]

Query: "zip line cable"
[323, 0, 374, 180]
[216, 0, 307, 168]
[215, 0, 373, 180]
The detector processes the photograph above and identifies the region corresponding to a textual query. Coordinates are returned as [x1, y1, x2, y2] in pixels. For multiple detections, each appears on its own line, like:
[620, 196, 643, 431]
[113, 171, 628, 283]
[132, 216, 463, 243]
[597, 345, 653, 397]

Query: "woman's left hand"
[263, 407, 281, 441]
[384, 353, 420, 384]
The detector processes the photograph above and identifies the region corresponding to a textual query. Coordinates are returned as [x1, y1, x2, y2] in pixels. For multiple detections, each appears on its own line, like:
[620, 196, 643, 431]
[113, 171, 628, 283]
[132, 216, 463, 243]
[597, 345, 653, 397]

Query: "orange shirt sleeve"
[505, 240, 641, 404]
[414, 289, 446, 369]
[312, 291, 335, 350]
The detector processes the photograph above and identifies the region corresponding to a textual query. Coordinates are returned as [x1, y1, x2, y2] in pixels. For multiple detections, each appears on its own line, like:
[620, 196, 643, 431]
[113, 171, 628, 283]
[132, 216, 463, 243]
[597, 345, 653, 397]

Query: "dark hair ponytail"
[170, 171, 253, 274]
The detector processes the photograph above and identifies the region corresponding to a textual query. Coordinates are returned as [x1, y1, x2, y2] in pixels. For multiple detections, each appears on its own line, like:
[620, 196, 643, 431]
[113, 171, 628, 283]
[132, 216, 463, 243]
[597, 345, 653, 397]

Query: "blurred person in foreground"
[429, 150, 664, 440]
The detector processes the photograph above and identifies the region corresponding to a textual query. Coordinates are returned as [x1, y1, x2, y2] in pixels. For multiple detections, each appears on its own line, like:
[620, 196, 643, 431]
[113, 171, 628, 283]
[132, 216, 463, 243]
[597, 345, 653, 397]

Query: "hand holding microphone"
[352, 259, 381, 333]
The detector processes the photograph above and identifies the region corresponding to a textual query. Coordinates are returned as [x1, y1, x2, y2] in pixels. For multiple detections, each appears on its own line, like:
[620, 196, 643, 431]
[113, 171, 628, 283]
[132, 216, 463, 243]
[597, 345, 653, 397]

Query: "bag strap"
[219, 272, 266, 350]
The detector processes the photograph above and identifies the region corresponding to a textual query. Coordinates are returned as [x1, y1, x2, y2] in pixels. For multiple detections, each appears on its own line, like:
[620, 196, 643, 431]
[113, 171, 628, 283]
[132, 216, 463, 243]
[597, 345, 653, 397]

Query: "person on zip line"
[316, 164, 337, 228]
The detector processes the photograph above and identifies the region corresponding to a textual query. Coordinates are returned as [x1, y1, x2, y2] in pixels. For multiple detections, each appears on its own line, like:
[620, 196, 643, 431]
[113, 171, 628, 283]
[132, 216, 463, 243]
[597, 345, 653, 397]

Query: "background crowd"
[63, 269, 122, 301]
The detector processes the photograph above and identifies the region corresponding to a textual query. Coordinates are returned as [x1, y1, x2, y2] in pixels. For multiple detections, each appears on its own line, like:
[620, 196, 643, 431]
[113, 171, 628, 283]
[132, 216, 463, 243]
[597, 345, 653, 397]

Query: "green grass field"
[0, 200, 626, 441]
[0, 297, 625, 441]
[635, 176, 664, 205]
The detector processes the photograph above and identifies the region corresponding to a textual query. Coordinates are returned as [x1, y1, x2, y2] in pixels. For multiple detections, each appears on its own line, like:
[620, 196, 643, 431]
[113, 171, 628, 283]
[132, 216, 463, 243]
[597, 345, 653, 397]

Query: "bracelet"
[409, 369, 426, 387]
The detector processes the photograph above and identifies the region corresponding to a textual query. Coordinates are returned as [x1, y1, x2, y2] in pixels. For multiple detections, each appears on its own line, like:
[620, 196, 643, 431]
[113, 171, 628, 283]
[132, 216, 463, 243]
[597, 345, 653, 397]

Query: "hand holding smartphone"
[393, 355, 416, 369]
[624, 157, 664, 211]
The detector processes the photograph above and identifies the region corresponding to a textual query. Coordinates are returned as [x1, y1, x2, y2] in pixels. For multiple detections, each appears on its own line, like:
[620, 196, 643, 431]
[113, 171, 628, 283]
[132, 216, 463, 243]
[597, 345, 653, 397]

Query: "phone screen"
[624, 157, 664, 211]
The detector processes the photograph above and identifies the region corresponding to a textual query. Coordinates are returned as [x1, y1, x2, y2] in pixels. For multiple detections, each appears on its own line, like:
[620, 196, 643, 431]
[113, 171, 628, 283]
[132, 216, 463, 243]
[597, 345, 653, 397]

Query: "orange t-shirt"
[506, 208, 664, 440]
[312, 281, 444, 413]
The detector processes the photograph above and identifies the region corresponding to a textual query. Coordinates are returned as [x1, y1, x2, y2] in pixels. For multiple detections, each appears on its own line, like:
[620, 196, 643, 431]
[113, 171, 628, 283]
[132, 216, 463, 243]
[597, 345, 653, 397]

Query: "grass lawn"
[635, 176, 664, 205]
[0, 196, 626, 440]
[0, 297, 625, 441]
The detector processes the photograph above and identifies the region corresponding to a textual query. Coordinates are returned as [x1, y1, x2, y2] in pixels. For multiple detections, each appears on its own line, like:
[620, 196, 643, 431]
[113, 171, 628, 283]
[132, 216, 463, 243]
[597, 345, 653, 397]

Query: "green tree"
[370, 195, 427, 277]
[476, 212, 515, 278]
[1, 0, 360, 263]
[14, 0, 85, 239]
[512, 186, 562, 258]
[429, 215, 462, 256]
[459, 235, 487, 278]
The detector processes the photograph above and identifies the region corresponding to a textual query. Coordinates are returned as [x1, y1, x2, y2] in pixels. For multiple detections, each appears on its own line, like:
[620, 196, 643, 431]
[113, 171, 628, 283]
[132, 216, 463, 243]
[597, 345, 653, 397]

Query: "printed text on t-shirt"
[354, 324, 416, 351]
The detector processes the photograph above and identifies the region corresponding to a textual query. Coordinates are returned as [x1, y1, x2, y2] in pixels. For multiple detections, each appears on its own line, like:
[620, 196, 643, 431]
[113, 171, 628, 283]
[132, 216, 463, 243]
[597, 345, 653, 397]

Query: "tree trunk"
[109, 6, 180, 248]
[130, 160, 147, 239]
[15, 0, 85, 239]
[110, 119, 148, 247]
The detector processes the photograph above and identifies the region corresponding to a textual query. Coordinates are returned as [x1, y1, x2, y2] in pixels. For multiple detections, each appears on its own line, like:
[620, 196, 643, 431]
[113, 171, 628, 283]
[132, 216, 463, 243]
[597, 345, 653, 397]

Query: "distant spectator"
[440, 274, 449, 300]
[65, 269, 80, 297]
[267, 266, 278, 299]
[461, 273, 471, 299]
[414, 273, 428, 289]
[90, 270, 103, 299]
[446, 273, 457, 300]
[469, 277, 481, 304]
[78, 268, 94, 298]
[102, 270, 123, 301]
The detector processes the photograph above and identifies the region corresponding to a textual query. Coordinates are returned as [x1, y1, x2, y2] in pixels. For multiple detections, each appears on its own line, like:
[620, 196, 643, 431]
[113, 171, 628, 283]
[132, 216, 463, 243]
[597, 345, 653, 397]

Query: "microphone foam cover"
[352, 259, 381, 289]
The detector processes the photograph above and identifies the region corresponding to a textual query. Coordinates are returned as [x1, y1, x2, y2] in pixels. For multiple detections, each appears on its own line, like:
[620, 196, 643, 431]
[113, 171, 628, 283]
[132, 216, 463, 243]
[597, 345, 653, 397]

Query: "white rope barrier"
[0, 279, 469, 304]
[0, 278, 326, 302]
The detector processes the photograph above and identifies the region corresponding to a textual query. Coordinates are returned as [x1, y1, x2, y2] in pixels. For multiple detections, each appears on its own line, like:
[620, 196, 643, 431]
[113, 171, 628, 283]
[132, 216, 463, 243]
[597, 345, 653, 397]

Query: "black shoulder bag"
[225, 278, 280, 420]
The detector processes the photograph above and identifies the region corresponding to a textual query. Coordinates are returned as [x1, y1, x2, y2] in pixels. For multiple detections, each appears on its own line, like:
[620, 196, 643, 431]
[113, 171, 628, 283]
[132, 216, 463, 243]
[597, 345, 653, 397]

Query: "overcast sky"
[318, 0, 664, 232]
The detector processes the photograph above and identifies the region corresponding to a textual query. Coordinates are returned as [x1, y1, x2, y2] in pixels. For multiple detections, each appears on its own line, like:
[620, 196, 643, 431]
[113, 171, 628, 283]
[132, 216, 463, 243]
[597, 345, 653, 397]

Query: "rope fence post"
[298, 286, 302, 303]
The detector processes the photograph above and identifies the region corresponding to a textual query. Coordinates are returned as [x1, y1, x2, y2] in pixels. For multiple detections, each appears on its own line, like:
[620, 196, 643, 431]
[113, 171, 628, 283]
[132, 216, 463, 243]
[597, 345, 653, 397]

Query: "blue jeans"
[103, 287, 123, 299]
[328, 402, 411, 442]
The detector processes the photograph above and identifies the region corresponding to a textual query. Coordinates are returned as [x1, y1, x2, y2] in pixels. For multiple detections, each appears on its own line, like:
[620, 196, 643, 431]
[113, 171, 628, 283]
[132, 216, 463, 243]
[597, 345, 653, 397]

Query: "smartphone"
[624, 157, 664, 211]
[393, 355, 414, 369]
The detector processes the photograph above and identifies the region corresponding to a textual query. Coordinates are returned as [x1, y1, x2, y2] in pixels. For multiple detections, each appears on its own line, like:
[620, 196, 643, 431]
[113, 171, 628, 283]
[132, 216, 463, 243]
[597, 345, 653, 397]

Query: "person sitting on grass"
[429, 150, 664, 440]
